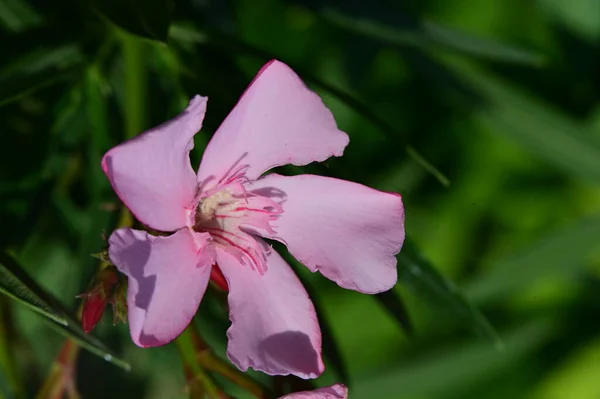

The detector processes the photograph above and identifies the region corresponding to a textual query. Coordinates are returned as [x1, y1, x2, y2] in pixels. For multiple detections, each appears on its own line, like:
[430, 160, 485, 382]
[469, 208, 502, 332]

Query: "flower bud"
[78, 265, 125, 333]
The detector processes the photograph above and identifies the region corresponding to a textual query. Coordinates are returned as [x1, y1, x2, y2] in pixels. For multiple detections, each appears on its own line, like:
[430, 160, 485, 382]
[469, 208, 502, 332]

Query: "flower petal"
[108, 227, 215, 347]
[216, 241, 323, 379]
[197, 60, 349, 187]
[250, 174, 404, 294]
[102, 96, 206, 231]
[280, 384, 348, 399]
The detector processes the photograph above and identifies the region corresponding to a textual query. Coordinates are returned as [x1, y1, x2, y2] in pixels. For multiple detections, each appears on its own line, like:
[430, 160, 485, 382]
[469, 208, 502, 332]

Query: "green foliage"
[93, 0, 172, 42]
[0, 252, 67, 326]
[1, 0, 600, 398]
[398, 241, 501, 348]
[318, 6, 544, 65]
[0, 252, 130, 371]
[0, 45, 83, 106]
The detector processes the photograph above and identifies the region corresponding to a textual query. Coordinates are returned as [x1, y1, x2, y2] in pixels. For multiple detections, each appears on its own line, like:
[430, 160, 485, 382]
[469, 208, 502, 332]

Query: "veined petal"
[217, 242, 323, 379]
[102, 96, 206, 232]
[250, 174, 404, 294]
[280, 384, 348, 399]
[197, 60, 349, 187]
[108, 227, 215, 347]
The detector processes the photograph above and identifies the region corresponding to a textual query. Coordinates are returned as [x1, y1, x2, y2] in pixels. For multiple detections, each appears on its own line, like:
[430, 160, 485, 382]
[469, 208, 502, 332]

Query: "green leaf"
[0, 252, 68, 326]
[93, 0, 172, 42]
[374, 289, 414, 338]
[353, 317, 554, 398]
[311, 3, 543, 65]
[50, 313, 131, 372]
[0, 252, 130, 371]
[540, 0, 600, 41]
[420, 21, 544, 65]
[406, 145, 450, 188]
[454, 62, 600, 183]
[466, 215, 600, 304]
[0, 0, 42, 33]
[0, 45, 83, 106]
[398, 240, 501, 348]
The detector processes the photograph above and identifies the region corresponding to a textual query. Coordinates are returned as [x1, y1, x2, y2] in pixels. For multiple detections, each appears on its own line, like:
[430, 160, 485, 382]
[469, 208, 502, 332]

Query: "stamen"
[192, 185, 281, 275]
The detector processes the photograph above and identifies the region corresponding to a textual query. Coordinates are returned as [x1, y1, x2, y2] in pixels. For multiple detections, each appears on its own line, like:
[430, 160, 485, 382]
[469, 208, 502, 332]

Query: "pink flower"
[103, 60, 405, 378]
[280, 384, 348, 398]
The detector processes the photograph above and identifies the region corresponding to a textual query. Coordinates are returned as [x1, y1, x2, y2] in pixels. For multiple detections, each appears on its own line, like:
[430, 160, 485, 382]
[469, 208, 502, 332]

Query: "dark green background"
[1, 0, 600, 398]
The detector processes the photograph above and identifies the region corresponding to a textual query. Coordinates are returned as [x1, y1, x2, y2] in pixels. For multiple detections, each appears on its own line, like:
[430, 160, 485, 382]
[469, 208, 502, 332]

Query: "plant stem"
[188, 323, 269, 399]
[120, 32, 146, 139]
[175, 328, 222, 399]
[35, 340, 80, 399]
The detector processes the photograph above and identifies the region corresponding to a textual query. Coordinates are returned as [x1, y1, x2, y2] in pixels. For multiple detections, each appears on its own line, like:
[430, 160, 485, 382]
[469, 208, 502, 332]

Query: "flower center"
[193, 190, 237, 228]
[191, 185, 283, 274]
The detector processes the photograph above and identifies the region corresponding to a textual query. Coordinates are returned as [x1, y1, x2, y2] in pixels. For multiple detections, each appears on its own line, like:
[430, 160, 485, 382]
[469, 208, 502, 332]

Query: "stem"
[120, 32, 146, 139]
[176, 328, 222, 399]
[188, 323, 270, 399]
[35, 340, 80, 399]
[118, 31, 146, 228]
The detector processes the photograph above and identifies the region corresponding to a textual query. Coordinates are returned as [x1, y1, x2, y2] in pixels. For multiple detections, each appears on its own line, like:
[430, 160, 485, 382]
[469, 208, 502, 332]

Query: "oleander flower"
[103, 60, 404, 378]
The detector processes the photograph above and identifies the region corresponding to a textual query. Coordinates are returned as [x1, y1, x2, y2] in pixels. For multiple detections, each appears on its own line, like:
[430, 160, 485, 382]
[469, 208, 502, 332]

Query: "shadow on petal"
[259, 331, 322, 377]
[250, 185, 287, 201]
[138, 332, 162, 347]
[118, 238, 157, 310]
[109, 228, 214, 347]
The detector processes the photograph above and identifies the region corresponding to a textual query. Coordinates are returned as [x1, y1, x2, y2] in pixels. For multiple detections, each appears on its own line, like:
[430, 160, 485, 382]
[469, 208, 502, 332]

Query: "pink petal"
[250, 174, 404, 294]
[216, 241, 323, 379]
[108, 227, 215, 347]
[102, 96, 207, 232]
[280, 384, 348, 399]
[197, 60, 349, 187]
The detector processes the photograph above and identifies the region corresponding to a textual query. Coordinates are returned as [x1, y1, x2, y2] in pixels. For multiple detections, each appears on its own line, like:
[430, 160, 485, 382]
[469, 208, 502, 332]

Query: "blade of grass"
[398, 240, 502, 349]
[452, 61, 600, 183]
[0, 252, 130, 371]
[374, 289, 414, 338]
[293, 1, 543, 65]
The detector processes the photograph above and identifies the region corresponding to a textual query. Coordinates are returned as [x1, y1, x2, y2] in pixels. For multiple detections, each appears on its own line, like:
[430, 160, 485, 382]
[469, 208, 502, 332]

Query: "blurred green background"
[1, 0, 600, 398]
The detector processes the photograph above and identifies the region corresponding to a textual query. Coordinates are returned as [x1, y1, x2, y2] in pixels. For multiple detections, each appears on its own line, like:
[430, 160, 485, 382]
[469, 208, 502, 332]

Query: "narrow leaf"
[294, 0, 543, 65]
[93, 0, 172, 42]
[0, 252, 68, 326]
[0, 45, 82, 106]
[421, 21, 544, 65]
[466, 215, 600, 304]
[406, 146, 450, 188]
[455, 62, 600, 183]
[374, 289, 414, 338]
[0, 252, 130, 371]
[398, 241, 501, 348]
[353, 317, 553, 398]
[50, 313, 131, 372]
[0, 0, 42, 32]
